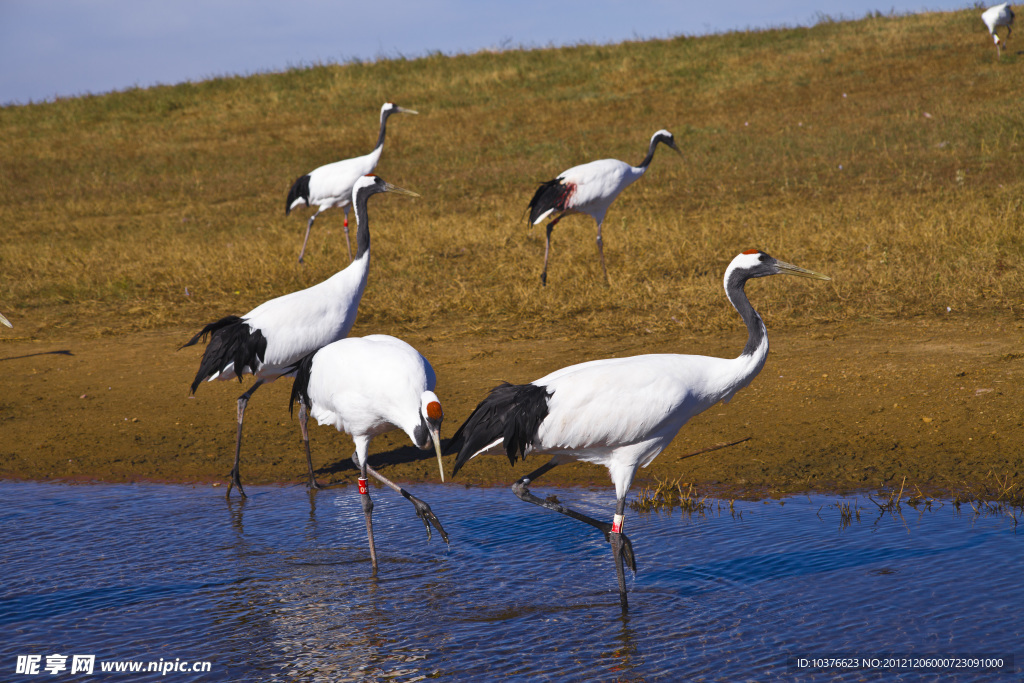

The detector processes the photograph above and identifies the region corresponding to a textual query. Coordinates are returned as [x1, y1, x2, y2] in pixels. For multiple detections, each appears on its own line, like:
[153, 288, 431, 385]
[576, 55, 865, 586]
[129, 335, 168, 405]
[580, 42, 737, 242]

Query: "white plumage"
[286, 102, 418, 263]
[298, 335, 444, 475]
[182, 175, 419, 497]
[982, 3, 1015, 54]
[229, 257, 368, 377]
[290, 334, 448, 574]
[446, 249, 830, 608]
[526, 129, 680, 285]
[529, 351, 763, 495]
[0, 312, 11, 328]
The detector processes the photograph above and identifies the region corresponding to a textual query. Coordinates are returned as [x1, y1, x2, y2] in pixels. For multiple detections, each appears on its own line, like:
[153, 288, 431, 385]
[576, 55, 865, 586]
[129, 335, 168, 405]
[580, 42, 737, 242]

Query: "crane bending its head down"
[982, 3, 1015, 54]
[445, 249, 830, 609]
[288, 334, 448, 575]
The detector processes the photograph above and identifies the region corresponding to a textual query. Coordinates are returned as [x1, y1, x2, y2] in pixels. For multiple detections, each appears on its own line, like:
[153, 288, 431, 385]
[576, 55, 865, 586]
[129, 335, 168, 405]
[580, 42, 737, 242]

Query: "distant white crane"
[445, 250, 830, 609]
[289, 334, 448, 575]
[183, 175, 419, 497]
[983, 3, 1015, 56]
[286, 102, 418, 264]
[527, 130, 680, 285]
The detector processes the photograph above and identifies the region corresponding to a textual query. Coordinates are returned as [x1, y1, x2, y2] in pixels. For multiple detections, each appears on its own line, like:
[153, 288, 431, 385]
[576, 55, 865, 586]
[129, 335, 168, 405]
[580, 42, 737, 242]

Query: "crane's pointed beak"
[429, 427, 445, 483]
[383, 182, 420, 198]
[668, 139, 683, 156]
[775, 260, 831, 281]
[397, 107, 419, 115]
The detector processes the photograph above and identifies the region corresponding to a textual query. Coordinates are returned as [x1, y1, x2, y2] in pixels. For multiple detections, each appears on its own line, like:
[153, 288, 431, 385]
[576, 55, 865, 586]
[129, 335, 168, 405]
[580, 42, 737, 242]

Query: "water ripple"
[0, 482, 1020, 681]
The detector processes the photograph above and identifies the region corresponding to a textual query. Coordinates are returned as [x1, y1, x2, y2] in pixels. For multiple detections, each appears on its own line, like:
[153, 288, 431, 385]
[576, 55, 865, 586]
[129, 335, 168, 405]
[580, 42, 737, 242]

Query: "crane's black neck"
[374, 109, 394, 150]
[725, 270, 767, 357]
[638, 136, 662, 169]
[352, 188, 375, 258]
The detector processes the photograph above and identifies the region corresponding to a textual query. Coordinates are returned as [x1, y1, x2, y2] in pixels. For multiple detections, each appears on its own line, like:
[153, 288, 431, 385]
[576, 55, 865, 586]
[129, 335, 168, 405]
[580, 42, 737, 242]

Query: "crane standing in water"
[290, 334, 448, 575]
[446, 250, 830, 609]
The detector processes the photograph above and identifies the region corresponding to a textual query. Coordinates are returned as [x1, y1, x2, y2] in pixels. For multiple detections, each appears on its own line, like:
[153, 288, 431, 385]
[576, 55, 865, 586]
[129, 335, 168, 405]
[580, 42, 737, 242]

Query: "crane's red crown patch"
[427, 401, 443, 421]
[742, 248, 760, 255]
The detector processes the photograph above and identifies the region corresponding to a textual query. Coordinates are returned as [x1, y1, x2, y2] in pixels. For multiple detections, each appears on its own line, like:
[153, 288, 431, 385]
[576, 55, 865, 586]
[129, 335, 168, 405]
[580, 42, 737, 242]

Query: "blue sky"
[0, 0, 975, 106]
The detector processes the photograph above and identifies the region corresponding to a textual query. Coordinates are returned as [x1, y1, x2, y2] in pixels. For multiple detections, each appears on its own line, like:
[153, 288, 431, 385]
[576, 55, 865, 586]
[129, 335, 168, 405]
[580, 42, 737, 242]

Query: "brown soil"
[1, 316, 1021, 499]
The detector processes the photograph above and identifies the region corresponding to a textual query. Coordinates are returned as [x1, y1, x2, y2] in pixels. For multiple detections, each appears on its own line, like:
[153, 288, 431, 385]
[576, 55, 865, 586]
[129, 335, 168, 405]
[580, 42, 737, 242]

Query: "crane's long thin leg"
[596, 220, 610, 285]
[342, 206, 353, 263]
[228, 379, 265, 499]
[610, 496, 629, 611]
[298, 401, 321, 490]
[541, 215, 563, 287]
[358, 460, 378, 576]
[298, 211, 321, 264]
[511, 458, 637, 579]
[364, 465, 449, 544]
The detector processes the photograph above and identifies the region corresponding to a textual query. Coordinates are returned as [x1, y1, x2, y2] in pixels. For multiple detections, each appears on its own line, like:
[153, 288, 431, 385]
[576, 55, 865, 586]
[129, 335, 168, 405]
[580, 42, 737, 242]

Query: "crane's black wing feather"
[285, 174, 311, 215]
[287, 350, 318, 417]
[446, 382, 551, 475]
[182, 315, 267, 394]
[526, 178, 572, 225]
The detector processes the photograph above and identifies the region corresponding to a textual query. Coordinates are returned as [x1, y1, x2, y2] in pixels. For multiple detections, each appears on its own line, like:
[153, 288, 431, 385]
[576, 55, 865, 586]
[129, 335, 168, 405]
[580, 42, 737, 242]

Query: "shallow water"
[1, 481, 1021, 681]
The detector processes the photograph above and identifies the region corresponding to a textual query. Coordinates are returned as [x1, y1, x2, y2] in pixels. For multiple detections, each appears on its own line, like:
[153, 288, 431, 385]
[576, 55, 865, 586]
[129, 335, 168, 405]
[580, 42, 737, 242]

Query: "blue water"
[1, 481, 1021, 681]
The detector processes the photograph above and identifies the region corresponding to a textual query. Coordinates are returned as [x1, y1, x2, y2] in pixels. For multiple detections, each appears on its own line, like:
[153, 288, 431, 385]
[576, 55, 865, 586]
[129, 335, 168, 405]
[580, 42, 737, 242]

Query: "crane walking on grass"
[445, 249, 830, 609]
[286, 102, 418, 263]
[527, 130, 680, 286]
[183, 175, 419, 497]
[289, 334, 448, 575]
[983, 3, 1015, 55]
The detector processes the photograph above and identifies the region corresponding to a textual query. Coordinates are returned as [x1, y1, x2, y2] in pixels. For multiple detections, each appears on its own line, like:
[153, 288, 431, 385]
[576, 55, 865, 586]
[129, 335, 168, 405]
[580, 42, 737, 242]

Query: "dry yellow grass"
[0, 9, 1021, 342]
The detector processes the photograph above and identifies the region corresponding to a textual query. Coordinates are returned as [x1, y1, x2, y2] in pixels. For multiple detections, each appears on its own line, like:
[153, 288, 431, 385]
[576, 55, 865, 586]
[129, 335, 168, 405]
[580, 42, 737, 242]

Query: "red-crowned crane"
[445, 250, 830, 609]
[527, 130, 680, 286]
[289, 334, 448, 575]
[286, 102, 418, 264]
[182, 175, 419, 497]
[982, 3, 1015, 56]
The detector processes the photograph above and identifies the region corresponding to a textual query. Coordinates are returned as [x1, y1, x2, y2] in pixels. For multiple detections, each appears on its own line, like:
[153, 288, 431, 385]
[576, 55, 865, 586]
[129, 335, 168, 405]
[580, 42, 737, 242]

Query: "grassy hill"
[1, 8, 1022, 342]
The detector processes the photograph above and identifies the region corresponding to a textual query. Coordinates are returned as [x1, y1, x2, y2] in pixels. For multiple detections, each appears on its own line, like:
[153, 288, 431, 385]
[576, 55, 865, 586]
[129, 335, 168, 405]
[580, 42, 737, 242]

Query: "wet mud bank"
[1, 316, 1021, 499]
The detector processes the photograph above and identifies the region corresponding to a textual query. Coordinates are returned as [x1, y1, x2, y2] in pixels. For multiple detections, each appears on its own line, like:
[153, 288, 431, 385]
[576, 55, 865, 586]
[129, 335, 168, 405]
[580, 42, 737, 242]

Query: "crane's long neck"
[352, 190, 373, 259]
[725, 269, 769, 373]
[637, 137, 661, 169]
[374, 110, 392, 150]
